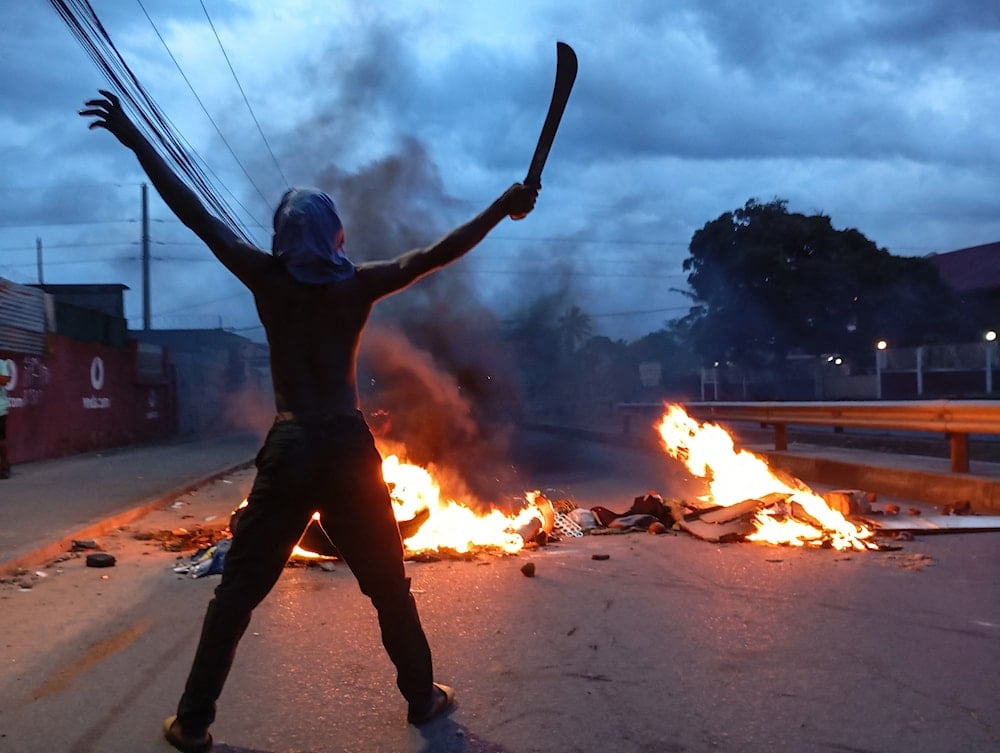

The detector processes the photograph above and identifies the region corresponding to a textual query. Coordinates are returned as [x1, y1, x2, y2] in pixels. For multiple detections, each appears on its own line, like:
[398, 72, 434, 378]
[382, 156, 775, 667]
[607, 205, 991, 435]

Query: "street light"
[986, 330, 997, 393]
[875, 340, 888, 399]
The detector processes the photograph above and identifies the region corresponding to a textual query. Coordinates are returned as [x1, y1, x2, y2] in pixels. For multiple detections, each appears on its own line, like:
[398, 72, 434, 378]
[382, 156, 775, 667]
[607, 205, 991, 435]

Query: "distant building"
[130, 328, 272, 435]
[1, 277, 272, 463]
[30, 282, 130, 347]
[927, 241, 1000, 327]
[1, 278, 172, 462]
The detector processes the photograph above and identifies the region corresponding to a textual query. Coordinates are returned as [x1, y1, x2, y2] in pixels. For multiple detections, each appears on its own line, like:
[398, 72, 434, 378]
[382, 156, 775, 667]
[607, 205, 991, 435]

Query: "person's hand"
[503, 182, 539, 221]
[79, 90, 143, 150]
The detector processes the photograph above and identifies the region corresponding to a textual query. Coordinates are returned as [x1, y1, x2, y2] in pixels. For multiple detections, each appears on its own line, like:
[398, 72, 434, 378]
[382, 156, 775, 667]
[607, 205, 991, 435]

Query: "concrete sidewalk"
[0, 431, 260, 573]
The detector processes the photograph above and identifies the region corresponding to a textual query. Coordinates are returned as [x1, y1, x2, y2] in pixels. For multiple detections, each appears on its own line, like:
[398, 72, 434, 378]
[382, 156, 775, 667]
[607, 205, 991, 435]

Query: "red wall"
[1, 336, 175, 464]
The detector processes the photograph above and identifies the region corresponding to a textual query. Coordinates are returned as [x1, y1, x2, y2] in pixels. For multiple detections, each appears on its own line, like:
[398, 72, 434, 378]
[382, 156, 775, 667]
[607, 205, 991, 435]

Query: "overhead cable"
[200, 0, 290, 190]
[48, 0, 262, 245]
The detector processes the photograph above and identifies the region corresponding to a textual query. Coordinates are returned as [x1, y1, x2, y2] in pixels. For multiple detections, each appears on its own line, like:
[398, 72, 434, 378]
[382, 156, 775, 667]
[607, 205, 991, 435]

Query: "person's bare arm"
[361, 183, 538, 299]
[80, 90, 269, 288]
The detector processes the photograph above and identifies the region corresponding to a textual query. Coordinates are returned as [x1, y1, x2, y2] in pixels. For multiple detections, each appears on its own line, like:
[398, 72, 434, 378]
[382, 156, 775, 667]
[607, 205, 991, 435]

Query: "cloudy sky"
[2, 0, 999, 342]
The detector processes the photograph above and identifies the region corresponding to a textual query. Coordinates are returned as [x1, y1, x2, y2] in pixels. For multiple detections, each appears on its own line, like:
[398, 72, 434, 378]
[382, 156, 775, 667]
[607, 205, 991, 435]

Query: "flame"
[655, 404, 875, 551]
[292, 512, 328, 559]
[233, 455, 547, 558]
[382, 454, 541, 554]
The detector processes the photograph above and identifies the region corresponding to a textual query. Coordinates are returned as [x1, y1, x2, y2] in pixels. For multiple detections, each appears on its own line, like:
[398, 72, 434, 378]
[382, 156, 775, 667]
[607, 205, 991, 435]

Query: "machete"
[524, 41, 578, 189]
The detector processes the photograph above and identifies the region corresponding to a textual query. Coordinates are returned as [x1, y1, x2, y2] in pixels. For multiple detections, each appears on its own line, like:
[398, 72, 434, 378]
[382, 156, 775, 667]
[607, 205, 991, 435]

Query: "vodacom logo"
[90, 356, 105, 391]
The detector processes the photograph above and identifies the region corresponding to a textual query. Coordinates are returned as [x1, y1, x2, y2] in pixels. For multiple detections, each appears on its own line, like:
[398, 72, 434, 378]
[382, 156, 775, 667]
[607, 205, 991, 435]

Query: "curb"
[1, 458, 254, 575]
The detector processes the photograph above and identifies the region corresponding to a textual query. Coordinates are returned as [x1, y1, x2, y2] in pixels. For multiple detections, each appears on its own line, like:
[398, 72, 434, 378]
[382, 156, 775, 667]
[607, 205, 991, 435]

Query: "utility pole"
[36, 237, 44, 284]
[142, 182, 151, 330]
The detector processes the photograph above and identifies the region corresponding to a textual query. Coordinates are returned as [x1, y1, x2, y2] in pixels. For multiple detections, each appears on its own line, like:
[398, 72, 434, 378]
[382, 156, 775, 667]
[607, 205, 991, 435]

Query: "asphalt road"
[0, 433, 998, 753]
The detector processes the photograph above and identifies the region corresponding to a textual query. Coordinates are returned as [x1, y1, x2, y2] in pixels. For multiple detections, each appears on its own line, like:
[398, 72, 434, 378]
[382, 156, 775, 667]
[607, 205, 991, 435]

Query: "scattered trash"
[85, 552, 116, 568]
[71, 539, 99, 551]
[608, 513, 658, 530]
[520, 562, 536, 578]
[822, 489, 873, 517]
[591, 554, 610, 561]
[173, 538, 231, 578]
[566, 508, 596, 530]
[516, 517, 544, 545]
[554, 512, 585, 537]
[942, 500, 972, 515]
[135, 526, 226, 552]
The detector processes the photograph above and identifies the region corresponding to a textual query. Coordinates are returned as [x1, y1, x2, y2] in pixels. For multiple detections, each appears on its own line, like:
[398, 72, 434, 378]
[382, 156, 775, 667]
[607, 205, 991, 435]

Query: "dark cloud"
[3, 0, 1000, 340]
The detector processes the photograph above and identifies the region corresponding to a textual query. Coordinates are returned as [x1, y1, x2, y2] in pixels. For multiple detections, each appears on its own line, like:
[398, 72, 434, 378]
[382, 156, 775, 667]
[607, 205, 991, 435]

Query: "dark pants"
[176, 413, 434, 732]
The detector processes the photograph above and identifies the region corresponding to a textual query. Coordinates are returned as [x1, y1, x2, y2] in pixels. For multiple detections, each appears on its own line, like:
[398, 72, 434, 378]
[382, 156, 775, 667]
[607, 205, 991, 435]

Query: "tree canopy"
[681, 198, 970, 369]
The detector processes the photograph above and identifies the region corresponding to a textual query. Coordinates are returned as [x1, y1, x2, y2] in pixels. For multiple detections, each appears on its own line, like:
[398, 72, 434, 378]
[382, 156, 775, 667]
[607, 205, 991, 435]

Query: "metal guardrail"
[618, 400, 1000, 473]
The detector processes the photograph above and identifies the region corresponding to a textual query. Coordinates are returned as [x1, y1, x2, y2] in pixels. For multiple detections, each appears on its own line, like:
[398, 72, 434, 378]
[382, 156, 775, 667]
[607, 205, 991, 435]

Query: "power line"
[2, 257, 135, 268]
[489, 236, 690, 247]
[135, 0, 273, 227]
[0, 182, 140, 191]
[589, 305, 690, 318]
[48, 0, 262, 244]
[0, 219, 138, 228]
[467, 270, 686, 279]
[0, 241, 137, 253]
[200, 0, 289, 190]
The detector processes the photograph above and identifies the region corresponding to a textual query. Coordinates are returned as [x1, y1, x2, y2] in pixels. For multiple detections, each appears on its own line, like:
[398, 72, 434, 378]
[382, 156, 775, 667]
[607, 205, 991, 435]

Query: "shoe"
[407, 683, 455, 725]
[163, 715, 213, 753]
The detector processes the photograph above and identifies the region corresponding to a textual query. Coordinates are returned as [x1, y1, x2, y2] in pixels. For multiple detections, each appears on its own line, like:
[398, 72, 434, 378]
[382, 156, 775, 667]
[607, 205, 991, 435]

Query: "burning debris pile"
[202, 404, 932, 572]
[655, 405, 878, 551]
[277, 401, 885, 562]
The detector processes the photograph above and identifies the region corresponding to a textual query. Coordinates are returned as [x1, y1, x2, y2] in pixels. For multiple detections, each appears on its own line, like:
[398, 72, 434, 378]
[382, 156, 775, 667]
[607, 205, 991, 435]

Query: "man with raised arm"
[81, 89, 538, 753]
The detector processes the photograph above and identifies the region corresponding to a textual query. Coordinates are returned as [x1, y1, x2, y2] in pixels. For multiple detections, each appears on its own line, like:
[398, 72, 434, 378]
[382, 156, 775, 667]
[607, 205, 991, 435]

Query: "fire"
[656, 404, 876, 551]
[382, 454, 541, 554]
[233, 455, 547, 559]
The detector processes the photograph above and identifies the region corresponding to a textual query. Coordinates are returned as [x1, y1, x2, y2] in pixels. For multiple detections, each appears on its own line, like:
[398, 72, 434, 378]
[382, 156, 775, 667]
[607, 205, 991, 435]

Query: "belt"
[274, 410, 362, 424]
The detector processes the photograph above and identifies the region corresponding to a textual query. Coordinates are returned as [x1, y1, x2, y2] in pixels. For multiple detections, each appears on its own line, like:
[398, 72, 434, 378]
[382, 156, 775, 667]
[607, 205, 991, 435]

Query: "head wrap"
[271, 188, 356, 284]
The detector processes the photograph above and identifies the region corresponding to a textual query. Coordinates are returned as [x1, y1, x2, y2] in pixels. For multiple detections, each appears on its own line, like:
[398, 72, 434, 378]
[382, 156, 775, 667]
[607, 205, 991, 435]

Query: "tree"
[628, 323, 700, 393]
[557, 305, 593, 353]
[682, 198, 971, 369]
[502, 292, 564, 400]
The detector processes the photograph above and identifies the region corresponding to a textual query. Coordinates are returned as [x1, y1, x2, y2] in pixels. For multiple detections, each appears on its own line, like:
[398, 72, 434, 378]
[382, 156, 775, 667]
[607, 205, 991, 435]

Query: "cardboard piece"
[859, 514, 1000, 534]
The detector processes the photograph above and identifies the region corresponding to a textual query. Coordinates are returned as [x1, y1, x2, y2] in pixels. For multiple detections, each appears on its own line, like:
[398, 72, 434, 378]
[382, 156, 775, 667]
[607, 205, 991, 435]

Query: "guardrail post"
[774, 424, 788, 451]
[949, 433, 969, 473]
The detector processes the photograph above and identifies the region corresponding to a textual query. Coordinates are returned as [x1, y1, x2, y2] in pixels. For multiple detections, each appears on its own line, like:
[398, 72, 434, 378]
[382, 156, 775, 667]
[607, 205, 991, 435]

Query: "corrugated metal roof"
[0, 277, 51, 354]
